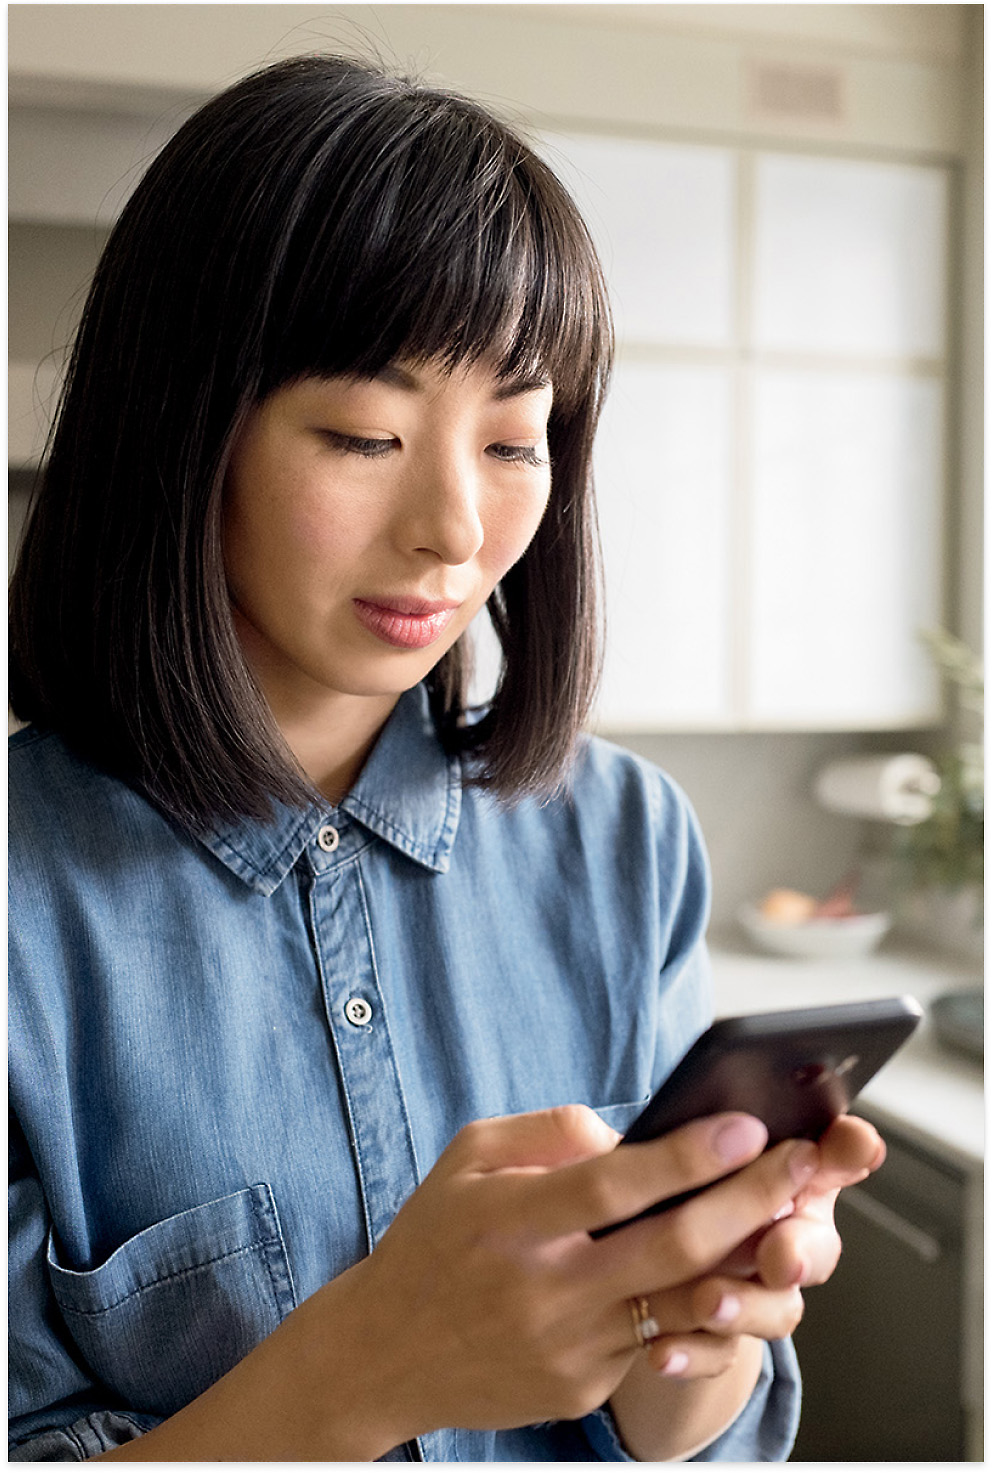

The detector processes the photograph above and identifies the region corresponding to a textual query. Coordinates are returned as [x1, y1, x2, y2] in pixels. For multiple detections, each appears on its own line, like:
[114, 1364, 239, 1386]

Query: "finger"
[606, 1138, 819, 1296]
[448, 1104, 620, 1174]
[702, 1279, 805, 1342]
[643, 1331, 742, 1382]
[807, 1115, 885, 1192]
[755, 1203, 842, 1289]
[525, 1114, 769, 1237]
[624, 1276, 805, 1352]
[713, 1199, 797, 1279]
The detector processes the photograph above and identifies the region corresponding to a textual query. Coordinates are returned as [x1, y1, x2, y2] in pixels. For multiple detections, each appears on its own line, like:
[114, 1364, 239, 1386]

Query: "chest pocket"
[47, 1184, 297, 1416]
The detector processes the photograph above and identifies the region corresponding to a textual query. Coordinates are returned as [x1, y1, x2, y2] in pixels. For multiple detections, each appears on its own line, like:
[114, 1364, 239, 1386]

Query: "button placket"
[310, 862, 421, 1253]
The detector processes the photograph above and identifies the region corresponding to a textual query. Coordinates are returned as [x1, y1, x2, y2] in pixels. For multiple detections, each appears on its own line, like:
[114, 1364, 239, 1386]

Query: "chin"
[321, 658, 439, 702]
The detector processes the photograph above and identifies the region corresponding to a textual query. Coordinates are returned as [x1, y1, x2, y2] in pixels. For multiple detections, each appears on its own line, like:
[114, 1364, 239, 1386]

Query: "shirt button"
[344, 997, 373, 1027]
[317, 825, 340, 853]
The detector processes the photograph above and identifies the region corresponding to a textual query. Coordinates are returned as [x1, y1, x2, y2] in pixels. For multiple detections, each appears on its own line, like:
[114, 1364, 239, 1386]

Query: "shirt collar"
[196, 685, 463, 895]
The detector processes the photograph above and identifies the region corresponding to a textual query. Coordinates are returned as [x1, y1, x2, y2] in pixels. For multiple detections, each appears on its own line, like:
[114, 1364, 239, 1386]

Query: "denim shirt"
[9, 684, 800, 1461]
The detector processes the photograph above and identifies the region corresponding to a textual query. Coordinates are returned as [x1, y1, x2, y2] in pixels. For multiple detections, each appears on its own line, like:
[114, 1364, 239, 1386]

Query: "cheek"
[484, 488, 551, 576]
[286, 502, 337, 556]
[223, 483, 315, 616]
[232, 485, 354, 580]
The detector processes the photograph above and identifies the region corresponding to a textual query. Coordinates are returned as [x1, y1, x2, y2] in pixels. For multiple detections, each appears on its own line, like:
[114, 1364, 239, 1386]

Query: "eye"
[487, 443, 549, 468]
[321, 430, 398, 459]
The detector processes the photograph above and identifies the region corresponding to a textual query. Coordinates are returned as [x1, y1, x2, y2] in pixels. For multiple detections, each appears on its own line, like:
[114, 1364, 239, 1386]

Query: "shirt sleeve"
[8, 1116, 162, 1461]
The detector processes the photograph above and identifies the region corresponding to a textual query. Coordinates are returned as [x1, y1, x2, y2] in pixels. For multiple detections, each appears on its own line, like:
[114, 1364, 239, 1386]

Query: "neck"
[278, 690, 399, 805]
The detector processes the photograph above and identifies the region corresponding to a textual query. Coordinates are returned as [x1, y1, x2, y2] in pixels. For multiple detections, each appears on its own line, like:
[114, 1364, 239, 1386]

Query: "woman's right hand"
[308, 1103, 811, 1454]
[97, 1103, 809, 1461]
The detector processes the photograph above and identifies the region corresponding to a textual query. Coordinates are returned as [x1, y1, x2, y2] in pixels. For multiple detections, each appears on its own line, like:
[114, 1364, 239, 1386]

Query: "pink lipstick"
[352, 597, 459, 650]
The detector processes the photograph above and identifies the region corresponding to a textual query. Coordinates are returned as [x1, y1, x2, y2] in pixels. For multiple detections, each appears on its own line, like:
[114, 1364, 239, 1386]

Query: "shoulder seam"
[7, 725, 49, 753]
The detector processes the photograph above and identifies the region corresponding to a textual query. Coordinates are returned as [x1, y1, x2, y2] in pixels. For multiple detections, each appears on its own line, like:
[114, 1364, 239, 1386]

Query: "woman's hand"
[605, 1113, 885, 1459]
[615, 1113, 885, 1384]
[322, 1104, 813, 1453]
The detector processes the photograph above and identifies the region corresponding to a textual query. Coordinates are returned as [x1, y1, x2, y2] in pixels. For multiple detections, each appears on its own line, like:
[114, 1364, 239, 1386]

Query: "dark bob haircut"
[9, 55, 613, 827]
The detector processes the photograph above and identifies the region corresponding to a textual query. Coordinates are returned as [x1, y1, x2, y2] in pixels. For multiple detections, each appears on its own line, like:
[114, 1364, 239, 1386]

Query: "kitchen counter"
[708, 932, 983, 1168]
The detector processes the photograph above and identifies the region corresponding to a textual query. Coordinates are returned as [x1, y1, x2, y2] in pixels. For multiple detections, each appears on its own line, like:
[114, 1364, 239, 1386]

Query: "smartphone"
[595, 994, 922, 1234]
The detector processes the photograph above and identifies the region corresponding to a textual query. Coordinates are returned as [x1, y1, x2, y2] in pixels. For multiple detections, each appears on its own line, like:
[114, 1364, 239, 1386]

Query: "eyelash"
[487, 444, 548, 468]
[323, 432, 397, 459]
[322, 432, 547, 468]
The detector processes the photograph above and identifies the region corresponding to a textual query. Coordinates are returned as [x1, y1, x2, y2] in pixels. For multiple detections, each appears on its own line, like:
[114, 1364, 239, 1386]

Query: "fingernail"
[772, 1199, 795, 1222]
[711, 1293, 741, 1325]
[789, 1142, 818, 1187]
[713, 1116, 768, 1165]
[659, 1350, 690, 1377]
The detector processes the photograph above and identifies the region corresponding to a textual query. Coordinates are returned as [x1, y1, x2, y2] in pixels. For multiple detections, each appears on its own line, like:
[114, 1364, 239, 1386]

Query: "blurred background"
[8, 4, 983, 1460]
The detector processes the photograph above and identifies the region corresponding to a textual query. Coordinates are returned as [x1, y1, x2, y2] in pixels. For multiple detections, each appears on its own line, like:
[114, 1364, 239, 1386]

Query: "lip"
[352, 596, 461, 650]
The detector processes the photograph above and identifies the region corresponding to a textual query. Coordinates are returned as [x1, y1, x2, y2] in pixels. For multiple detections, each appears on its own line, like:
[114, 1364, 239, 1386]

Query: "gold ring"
[629, 1295, 661, 1349]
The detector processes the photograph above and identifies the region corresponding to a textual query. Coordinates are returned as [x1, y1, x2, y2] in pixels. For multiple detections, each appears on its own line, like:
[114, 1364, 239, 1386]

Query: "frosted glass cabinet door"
[538, 132, 736, 346]
[753, 155, 948, 358]
[593, 363, 733, 728]
[748, 370, 943, 727]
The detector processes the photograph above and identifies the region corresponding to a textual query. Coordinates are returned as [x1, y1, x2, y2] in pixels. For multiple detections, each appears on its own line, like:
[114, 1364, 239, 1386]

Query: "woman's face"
[222, 358, 553, 720]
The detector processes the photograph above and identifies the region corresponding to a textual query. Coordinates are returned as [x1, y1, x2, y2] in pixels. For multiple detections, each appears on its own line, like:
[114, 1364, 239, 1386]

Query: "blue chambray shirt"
[9, 684, 800, 1461]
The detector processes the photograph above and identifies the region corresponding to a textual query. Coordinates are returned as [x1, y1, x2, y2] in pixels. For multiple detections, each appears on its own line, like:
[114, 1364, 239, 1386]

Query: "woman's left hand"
[630, 1113, 885, 1380]
[749, 1113, 886, 1292]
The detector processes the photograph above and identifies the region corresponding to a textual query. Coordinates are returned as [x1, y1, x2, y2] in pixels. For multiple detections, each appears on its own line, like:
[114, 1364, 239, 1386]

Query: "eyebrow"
[376, 363, 552, 401]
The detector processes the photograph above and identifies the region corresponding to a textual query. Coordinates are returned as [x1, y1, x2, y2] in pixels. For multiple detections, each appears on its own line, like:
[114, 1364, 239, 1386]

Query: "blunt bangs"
[257, 78, 611, 417]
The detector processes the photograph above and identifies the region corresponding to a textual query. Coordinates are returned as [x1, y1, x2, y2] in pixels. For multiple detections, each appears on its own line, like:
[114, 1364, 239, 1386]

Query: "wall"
[8, 4, 981, 928]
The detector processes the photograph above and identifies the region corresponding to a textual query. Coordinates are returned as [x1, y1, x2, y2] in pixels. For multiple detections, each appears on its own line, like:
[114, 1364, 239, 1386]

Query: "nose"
[398, 451, 485, 567]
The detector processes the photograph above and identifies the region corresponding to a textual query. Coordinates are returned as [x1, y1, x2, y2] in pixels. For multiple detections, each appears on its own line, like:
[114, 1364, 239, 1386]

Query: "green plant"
[893, 629, 983, 892]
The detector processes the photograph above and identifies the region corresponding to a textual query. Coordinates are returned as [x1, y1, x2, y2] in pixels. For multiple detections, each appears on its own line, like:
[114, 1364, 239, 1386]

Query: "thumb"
[449, 1104, 621, 1173]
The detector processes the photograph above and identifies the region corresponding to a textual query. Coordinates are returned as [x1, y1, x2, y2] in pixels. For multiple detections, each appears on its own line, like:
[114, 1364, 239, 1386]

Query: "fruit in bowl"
[738, 880, 891, 959]
[757, 888, 818, 924]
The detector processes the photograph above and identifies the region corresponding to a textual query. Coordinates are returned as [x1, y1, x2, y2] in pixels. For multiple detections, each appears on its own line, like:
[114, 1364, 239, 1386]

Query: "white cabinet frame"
[539, 131, 951, 734]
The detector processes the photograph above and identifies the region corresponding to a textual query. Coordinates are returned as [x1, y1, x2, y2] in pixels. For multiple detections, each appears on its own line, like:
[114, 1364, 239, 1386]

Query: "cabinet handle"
[840, 1184, 943, 1263]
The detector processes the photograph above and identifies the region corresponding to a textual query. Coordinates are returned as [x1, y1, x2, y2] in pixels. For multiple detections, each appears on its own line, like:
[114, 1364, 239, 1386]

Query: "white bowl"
[737, 904, 892, 960]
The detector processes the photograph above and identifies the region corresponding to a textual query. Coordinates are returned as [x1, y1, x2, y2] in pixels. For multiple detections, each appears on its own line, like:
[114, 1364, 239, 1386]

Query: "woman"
[9, 55, 882, 1462]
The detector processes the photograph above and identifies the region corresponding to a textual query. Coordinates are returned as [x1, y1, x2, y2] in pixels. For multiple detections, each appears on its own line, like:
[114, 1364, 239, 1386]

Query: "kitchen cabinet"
[752, 154, 949, 358]
[538, 132, 949, 734]
[748, 368, 943, 726]
[790, 1124, 969, 1461]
